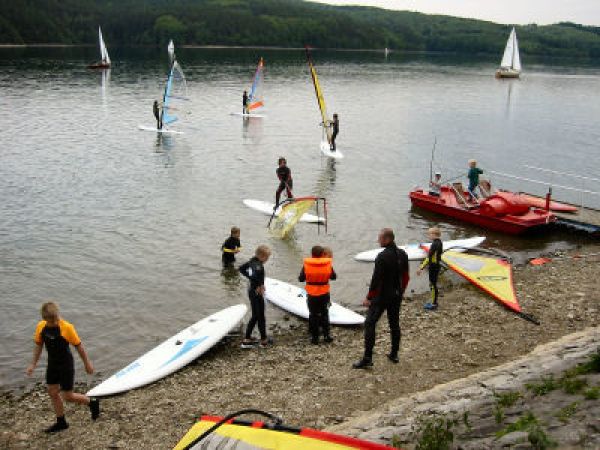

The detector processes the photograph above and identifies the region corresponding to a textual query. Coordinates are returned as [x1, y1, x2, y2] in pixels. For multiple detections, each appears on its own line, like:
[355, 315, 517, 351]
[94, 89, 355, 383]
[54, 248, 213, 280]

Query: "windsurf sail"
[175, 410, 395, 450]
[98, 27, 110, 64]
[168, 39, 175, 63]
[269, 197, 327, 238]
[305, 46, 332, 144]
[160, 42, 188, 127]
[248, 57, 265, 111]
[437, 249, 539, 324]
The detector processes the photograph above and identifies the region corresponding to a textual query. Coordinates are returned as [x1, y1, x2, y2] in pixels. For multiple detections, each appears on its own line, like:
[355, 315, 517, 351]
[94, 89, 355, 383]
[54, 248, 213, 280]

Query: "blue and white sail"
[160, 41, 188, 127]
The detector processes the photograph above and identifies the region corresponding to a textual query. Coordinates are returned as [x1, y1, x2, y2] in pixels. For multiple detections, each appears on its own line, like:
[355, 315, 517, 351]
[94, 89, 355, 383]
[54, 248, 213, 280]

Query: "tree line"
[2, 0, 600, 58]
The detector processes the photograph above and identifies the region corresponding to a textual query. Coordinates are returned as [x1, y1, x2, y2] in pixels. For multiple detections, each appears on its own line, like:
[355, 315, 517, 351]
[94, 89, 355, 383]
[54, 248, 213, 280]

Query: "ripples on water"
[1, 47, 599, 388]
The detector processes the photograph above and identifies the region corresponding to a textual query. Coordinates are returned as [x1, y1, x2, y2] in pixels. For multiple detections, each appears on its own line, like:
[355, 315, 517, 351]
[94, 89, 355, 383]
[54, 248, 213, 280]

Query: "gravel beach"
[1, 244, 598, 449]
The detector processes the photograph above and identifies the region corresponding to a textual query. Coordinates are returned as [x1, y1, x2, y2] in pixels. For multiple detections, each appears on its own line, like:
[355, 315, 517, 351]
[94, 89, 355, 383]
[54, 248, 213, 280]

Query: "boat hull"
[495, 69, 520, 79]
[409, 188, 555, 235]
[88, 62, 111, 69]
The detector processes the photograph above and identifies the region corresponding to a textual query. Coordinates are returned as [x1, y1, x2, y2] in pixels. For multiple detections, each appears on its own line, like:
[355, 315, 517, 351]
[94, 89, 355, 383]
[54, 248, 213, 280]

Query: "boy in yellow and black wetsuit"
[299, 245, 337, 345]
[221, 226, 241, 268]
[26, 302, 100, 433]
[417, 227, 443, 311]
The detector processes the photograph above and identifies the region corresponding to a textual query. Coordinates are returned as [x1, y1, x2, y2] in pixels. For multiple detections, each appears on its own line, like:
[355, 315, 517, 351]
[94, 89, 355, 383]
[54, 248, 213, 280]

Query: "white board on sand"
[265, 278, 364, 325]
[230, 112, 266, 118]
[354, 236, 486, 262]
[243, 199, 324, 224]
[320, 141, 344, 159]
[138, 125, 183, 134]
[86, 304, 247, 397]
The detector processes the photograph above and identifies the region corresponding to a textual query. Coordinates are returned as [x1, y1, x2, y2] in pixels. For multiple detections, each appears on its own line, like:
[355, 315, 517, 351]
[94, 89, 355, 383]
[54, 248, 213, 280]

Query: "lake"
[1, 46, 599, 389]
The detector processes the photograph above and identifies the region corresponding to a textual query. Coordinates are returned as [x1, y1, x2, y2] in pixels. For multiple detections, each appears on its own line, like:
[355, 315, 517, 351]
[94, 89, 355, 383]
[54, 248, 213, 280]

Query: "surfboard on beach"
[86, 305, 247, 397]
[265, 277, 364, 325]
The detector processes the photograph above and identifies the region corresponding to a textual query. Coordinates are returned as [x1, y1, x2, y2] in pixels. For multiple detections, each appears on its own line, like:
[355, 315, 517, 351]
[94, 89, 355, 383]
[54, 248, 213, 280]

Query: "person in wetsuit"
[329, 113, 339, 151]
[417, 227, 443, 310]
[26, 302, 100, 433]
[298, 245, 337, 345]
[153, 100, 162, 130]
[242, 90, 249, 114]
[221, 226, 242, 268]
[275, 157, 294, 207]
[239, 245, 271, 348]
[353, 228, 410, 369]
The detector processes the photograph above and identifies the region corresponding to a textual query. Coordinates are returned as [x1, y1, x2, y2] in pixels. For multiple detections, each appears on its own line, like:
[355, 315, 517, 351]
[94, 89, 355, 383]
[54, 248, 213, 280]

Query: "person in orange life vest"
[298, 245, 337, 344]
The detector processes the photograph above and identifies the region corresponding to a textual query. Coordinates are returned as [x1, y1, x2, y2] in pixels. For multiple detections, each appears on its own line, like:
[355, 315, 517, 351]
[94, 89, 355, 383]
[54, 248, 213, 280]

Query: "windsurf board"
[320, 141, 344, 159]
[138, 125, 183, 134]
[243, 199, 324, 223]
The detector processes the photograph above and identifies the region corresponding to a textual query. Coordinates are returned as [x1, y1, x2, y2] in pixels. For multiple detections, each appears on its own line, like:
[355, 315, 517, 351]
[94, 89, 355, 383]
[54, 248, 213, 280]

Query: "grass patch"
[526, 376, 558, 396]
[494, 404, 505, 424]
[414, 414, 457, 450]
[494, 391, 522, 408]
[561, 377, 588, 395]
[528, 424, 557, 449]
[563, 351, 600, 377]
[583, 386, 599, 400]
[556, 402, 578, 423]
[496, 411, 538, 438]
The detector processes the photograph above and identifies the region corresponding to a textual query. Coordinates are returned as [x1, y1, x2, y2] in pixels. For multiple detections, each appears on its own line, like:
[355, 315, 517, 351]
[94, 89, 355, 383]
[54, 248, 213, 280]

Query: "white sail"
[99, 27, 110, 64]
[168, 40, 175, 63]
[499, 28, 515, 69]
[512, 30, 521, 71]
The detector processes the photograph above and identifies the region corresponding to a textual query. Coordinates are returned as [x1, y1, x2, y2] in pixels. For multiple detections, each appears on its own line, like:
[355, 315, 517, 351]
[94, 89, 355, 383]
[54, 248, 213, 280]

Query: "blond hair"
[468, 159, 477, 165]
[428, 226, 441, 238]
[323, 246, 333, 258]
[255, 245, 271, 258]
[231, 226, 240, 236]
[41, 302, 59, 322]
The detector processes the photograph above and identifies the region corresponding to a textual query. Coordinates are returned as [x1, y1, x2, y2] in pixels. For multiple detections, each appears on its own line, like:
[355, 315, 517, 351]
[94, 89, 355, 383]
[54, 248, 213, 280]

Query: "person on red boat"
[467, 159, 484, 200]
[429, 172, 442, 197]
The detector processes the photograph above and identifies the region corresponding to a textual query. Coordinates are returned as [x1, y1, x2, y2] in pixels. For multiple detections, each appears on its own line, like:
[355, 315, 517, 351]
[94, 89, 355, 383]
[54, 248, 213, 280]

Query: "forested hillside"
[2, 0, 600, 57]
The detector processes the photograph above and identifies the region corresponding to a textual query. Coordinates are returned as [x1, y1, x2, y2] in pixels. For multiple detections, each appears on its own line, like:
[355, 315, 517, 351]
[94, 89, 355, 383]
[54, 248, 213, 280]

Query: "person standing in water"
[221, 226, 242, 268]
[275, 157, 293, 207]
[26, 302, 100, 433]
[153, 100, 162, 130]
[329, 113, 339, 151]
[353, 228, 409, 369]
[242, 90, 249, 115]
[417, 227, 443, 311]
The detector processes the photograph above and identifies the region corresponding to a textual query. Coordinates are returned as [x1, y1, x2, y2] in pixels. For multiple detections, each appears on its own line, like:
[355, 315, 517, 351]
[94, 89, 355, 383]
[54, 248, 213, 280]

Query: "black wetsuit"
[330, 118, 339, 150]
[153, 102, 161, 129]
[363, 244, 409, 360]
[242, 92, 248, 114]
[275, 166, 293, 206]
[299, 267, 337, 341]
[221, 236, 241, 267]
[239, 257, 267, 340]
[421, 239, 443, 305]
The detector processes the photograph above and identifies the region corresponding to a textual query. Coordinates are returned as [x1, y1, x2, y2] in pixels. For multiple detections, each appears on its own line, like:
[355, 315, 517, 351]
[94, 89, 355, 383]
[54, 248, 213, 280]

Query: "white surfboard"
[138, 125, 184, 134]
[243, 199, 324, 224]
[86, 304, 247, 397]
[320, 141, 344, 159]
[354, 236, 486, 262]
[265, 278, 364, 325]
[230, 112, 266, 118]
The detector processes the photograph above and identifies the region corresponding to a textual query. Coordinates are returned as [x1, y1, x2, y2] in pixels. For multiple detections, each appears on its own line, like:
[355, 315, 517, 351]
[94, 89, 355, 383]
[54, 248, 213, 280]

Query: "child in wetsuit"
[275, 157, 293, 206]
[26, 302, 100, 433]
[239, 245, 271, 348]
[417, 227, 443, 311]
[221, 226, 241, 268]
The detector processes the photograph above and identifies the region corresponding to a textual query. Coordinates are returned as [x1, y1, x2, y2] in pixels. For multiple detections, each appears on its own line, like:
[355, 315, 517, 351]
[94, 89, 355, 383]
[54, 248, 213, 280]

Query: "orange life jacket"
[303, 257, 333, 296]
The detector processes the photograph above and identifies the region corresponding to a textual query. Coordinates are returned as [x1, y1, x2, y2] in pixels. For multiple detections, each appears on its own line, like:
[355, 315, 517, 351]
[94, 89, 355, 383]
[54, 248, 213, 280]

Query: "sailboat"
[88, 27, 111, 69]
[232, 57, 266, 118]
[495, 27, 521, 79]
[305, 47, 344, 160]
[138, 41, 189, 134]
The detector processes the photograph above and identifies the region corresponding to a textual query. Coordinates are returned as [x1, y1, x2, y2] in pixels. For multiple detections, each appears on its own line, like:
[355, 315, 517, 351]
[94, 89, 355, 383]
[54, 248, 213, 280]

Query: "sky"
[312, 0, 600, 26]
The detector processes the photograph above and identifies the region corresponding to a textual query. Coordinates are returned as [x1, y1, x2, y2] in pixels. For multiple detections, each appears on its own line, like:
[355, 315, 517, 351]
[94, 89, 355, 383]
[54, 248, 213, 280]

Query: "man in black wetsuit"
[275, 157, 293, 207]
[330, 113, 339, 151]
[242, 90, 249, 114]
[353, 228, 409, 369]
[153, 100, 162, 130]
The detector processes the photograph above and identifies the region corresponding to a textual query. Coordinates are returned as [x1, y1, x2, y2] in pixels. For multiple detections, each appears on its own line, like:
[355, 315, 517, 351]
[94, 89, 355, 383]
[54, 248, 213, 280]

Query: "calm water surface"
[1, 47, 599, 389]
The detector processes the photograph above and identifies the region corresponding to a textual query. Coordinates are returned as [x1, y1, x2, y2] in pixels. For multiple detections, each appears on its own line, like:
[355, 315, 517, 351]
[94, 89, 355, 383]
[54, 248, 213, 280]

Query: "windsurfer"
[298, 245, 337, 345]
[242, 90, 249, 115]
[153, 100, 162, 130]
[353, 228, 409, 368]
[468, 159, 484, 200]
[329, 113, 339, 151]
[275, 157, 294, 207]
[417, 227, 443, 310]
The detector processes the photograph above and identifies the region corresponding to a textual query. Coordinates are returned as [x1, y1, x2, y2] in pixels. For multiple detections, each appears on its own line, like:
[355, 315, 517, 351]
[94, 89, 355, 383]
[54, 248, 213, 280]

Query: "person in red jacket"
[299, 245, 337, 344]
[353, 228, 409, 368]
